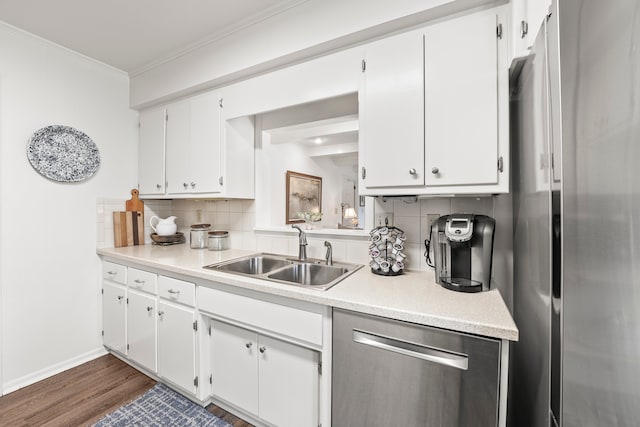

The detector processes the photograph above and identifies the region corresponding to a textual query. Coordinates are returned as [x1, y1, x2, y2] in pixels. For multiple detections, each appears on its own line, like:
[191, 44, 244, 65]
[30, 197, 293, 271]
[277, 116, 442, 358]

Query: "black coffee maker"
[432, 214, 495, 293]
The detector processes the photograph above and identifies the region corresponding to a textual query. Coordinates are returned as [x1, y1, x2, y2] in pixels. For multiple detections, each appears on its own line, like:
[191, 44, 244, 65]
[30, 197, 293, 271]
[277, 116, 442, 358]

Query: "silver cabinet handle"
[218, 176, 223, 186]
[520, 20, 529, 39]
[156, 184, 162, 190]
[117, 295, 124, 301]
[183, 182, 188, 189]
[246, 342, 253, 349]
[353, 329, 468, 371]
[259, 346, 267, 354]
[147, 306, 153, 312]
[158, 311, 164, 317]
[167, 289, 180, 294]
[431, 167, 439, 175]
[107, 271, 117, 275]
[134, 279, 145, 284]
[409, 168, 417, 175]
[190, 182, 196, 189]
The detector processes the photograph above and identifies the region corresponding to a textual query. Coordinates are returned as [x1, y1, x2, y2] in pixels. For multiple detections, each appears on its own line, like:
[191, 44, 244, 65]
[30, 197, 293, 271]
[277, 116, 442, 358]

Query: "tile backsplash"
[96, 198, 173, 248]
[372, 196, 495, 270]
[171, 199, 257, 250]
[97, 196, 499, 272]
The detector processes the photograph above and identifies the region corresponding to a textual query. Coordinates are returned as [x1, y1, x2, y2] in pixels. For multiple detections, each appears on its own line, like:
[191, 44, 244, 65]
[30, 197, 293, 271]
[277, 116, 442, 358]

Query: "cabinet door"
[138, 107, 166, 195]
[157, 301, 196, 394]
[424, 11, 500, 187]
[511, 0, 551, 59]
[190, 91, 222, 194]
[210, 320, 259, 414]
[360, 31, 424, 188]
[102, 282, 126, 354]
[258, 335, 319, 427]
[165, 99, 192, 194]
[127, 290, 157, 372]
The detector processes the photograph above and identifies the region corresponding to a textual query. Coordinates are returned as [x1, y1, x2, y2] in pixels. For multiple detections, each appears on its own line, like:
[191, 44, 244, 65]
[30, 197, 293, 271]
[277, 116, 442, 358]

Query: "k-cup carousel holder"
[369, 219, 406, 276]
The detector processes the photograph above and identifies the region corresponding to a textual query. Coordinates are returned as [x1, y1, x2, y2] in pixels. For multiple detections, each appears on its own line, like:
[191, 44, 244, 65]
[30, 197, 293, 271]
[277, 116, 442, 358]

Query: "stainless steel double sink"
[204, 253, 362, 291]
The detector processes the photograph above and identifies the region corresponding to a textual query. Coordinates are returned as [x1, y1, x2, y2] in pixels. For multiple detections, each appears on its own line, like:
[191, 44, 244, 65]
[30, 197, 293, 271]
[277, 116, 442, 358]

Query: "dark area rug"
[93, 383, 231, 426]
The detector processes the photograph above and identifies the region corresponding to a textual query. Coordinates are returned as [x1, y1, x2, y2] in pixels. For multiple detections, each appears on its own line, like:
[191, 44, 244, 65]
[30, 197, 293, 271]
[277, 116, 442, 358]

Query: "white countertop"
[97, 244, 518, 341]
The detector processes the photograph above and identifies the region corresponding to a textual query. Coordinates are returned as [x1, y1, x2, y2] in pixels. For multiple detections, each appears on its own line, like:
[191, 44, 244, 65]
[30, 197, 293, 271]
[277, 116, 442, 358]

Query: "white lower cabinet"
[127, 289, 157, 372]
[102, 282, 127, 355]
[210, 320, 259, 414]
[210, 319, 320, 427]
[157, 300, 197, 394]
[257, 335, 319, 427]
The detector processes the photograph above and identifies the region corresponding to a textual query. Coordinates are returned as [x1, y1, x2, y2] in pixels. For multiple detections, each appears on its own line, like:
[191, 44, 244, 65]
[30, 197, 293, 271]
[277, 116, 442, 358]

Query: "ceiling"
[0, 0, 303, 73]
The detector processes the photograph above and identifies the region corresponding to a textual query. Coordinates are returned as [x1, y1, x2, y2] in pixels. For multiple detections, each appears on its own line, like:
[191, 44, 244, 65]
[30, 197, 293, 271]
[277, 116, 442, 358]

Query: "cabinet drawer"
[128, 268, 157, 294]
[102, 261, 127, 284]
[158, 276, 195, 307]
[199, 287, 323, 346]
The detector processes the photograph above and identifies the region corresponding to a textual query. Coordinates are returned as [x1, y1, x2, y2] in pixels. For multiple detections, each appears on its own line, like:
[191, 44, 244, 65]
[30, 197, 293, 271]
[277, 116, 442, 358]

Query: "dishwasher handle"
[353, 329, 469, 371]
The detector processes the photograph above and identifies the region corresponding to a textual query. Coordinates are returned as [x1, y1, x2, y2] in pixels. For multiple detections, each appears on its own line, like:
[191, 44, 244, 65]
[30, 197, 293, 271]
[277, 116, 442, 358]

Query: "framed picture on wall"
[286, 170, 322, 224]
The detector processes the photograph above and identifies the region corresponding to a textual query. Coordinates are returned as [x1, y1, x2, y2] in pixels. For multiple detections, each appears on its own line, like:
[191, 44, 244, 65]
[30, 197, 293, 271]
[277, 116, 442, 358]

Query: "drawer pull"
[107, 271, 118, 275]
[158, 311, 164, 317]
[259, 346, 267, 354]
[117, 296, 124, 301]
[134, 279, 145, 284]
[147, 306, 153, 312]
[353, 329, 468, 370]
[167, 289, 180, 294]
[245, 342, 253, 349]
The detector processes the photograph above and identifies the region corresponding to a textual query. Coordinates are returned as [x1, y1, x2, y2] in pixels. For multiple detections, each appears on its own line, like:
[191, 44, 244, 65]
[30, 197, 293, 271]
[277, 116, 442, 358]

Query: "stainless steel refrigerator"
[510, 0, 640, 426]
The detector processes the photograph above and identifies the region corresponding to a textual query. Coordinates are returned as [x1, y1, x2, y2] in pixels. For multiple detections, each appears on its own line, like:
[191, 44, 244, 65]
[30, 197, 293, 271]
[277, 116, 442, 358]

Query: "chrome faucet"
[324, 241, 333, 266]
[292, 225, 308, 261]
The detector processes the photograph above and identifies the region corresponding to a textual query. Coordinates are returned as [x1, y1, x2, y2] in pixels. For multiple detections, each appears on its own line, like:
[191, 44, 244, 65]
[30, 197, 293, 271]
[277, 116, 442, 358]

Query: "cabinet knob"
[183, 182, 188, 189]
[245, 342, 253, 349]
[117, 295, 124, 301]
[147, 306, 153, 312]
[158, 311, 164, 317]
[431, 167, 440, 175]
[156, 184, 162, 190]
[259, 346, 267, 354]
[409, 168, 417, 175]
[190, 182, 196, 189]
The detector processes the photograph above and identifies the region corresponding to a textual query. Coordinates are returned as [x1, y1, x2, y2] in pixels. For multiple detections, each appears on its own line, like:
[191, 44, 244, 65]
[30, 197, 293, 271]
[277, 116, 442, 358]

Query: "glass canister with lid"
[208, 230, 230, 251]
[190, 223, 211, 249]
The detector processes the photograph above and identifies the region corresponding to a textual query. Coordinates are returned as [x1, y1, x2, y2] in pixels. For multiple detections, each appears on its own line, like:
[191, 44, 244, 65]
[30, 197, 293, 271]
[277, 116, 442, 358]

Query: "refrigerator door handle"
[353, 329, 469, 370]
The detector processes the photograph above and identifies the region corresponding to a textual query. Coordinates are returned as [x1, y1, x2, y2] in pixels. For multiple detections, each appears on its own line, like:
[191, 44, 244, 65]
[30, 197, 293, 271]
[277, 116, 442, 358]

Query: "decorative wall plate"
[27, 125, 100, 182]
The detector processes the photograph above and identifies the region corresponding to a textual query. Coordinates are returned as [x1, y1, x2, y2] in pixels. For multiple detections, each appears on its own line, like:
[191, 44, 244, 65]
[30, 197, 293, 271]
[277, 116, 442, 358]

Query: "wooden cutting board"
[113, 211, 144, 247]
[126, 189, 144, 212]
[114, 189, 145, 247]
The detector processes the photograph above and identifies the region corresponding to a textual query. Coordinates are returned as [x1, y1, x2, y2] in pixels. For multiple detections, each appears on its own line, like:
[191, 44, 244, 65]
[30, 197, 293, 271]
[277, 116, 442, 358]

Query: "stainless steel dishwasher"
[332, 309, 501, 427]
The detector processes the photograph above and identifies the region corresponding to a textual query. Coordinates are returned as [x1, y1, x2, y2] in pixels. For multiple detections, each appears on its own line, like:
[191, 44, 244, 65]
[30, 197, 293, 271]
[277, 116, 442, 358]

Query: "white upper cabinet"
[139, 90, 254, 199]
[511, 0, 552, 59]
[138, 106, 166, 195]
[359, 31, 425, 189]
[424, 9, 499, 187]
[166, 91, 222, 195]
[359, 5, 509, 196]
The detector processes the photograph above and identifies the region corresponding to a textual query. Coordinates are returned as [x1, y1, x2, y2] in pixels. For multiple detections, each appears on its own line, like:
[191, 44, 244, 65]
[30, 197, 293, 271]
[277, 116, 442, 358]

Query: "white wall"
[0, 23, 138, 393]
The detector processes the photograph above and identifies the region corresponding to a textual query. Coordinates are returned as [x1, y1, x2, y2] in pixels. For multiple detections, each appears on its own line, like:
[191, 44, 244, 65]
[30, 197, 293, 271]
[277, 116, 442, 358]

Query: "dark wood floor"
[0, 354, 252, 427]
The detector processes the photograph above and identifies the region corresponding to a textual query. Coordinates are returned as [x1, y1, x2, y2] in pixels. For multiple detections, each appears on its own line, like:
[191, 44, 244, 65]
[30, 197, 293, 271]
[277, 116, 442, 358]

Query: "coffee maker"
[432, 214, 495, 293]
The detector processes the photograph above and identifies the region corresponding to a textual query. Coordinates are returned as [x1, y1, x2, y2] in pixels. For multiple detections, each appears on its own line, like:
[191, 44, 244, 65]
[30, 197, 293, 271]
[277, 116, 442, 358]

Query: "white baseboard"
[1, 347, 108, 395]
